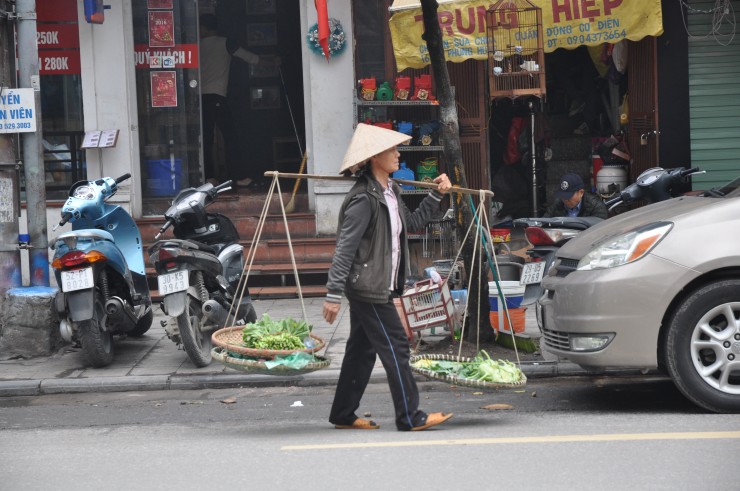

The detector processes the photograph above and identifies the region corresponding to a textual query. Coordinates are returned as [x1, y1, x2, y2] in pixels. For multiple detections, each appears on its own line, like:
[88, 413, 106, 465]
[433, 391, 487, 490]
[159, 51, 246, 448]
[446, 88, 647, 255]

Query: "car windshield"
[701, 176, 740, 198]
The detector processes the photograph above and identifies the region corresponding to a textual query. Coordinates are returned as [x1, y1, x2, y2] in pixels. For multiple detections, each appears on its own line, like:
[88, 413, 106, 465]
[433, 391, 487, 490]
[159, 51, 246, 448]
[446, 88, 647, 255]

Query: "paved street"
[2, 376, 739, 490]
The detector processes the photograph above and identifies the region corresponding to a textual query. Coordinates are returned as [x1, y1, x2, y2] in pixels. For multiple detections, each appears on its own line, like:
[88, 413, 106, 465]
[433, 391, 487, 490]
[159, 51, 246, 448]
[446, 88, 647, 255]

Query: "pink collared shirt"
[384, 182, 401, 291]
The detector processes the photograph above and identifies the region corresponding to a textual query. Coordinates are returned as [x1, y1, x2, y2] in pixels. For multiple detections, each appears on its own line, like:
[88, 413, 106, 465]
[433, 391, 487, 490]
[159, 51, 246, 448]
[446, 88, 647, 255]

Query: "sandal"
[411, 412, 453, 431]
[334, 418, 380, 430]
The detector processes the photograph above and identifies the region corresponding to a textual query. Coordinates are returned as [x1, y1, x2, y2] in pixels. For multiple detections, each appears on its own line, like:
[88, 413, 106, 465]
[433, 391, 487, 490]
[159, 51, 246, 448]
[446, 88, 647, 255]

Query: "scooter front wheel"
[79, 289, 114, 367]
[177, 291, 212, 367]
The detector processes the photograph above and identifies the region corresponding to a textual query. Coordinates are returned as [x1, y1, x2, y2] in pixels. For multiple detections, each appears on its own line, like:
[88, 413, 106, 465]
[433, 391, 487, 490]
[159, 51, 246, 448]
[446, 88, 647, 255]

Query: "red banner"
[39, 49, 81, 75]
[134, 44, 199, 69]
[37, 0, 78, 23]
[37, 24, 80, 49]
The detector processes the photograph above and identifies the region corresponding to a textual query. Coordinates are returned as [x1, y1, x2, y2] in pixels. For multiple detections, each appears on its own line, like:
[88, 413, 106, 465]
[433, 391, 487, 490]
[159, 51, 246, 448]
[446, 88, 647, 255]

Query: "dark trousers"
[329, 298, 426, 431]
[201, 94, 244, 181]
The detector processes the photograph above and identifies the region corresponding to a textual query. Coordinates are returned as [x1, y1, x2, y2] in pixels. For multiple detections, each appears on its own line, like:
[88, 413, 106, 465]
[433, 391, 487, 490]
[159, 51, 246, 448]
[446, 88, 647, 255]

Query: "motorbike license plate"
[520, 262, 546, 285]
[61, 267, 94, 292]
[157, 271, 189, 295]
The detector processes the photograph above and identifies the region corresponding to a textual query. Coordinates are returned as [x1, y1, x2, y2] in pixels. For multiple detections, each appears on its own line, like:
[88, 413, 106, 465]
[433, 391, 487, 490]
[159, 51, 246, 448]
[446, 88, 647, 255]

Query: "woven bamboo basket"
[211, 326, 325, 359]
[410, 353, 527, 390]
[212, 347, 331, 375]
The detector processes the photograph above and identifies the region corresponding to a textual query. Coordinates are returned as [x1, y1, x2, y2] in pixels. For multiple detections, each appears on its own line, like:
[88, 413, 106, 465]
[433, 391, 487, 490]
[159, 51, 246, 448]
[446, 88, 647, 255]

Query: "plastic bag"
[264, 351, 316, 370]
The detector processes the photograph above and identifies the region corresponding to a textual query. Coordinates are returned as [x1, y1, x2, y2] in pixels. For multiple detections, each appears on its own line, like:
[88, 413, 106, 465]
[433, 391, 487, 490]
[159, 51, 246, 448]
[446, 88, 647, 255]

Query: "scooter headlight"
[577, 222, 673, 271]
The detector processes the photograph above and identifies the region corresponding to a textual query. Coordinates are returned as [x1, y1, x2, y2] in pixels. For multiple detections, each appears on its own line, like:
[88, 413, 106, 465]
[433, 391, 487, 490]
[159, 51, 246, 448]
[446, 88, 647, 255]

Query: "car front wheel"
[665, 279, 740, 413]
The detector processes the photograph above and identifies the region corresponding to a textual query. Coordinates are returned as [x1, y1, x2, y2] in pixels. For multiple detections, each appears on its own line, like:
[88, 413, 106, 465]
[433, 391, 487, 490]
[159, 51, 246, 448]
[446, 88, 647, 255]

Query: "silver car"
[537, 178, 740, 413]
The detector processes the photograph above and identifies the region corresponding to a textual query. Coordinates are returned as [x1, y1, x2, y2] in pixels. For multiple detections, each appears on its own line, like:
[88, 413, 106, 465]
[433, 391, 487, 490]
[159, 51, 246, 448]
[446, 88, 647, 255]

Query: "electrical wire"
[677, 0, 736, 46]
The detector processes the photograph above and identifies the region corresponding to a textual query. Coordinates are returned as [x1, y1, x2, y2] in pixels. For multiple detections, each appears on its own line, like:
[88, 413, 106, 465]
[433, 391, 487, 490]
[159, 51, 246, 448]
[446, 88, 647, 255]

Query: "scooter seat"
[56, 229, 115, 242]
[157, 239, 217, 255]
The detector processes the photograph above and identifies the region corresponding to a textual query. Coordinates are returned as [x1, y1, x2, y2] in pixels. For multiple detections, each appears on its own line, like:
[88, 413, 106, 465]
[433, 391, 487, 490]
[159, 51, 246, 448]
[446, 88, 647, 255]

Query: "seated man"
[543, 173, 608, 219]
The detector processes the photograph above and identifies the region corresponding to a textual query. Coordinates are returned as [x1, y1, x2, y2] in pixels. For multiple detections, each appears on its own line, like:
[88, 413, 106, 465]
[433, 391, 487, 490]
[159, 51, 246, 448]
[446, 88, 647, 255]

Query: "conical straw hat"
[339, 123, 412, 174]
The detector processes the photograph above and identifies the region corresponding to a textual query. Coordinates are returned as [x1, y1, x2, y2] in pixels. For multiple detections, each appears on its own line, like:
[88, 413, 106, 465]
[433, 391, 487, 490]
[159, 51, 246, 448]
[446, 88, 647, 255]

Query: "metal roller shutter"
[687, 0, 740, 188]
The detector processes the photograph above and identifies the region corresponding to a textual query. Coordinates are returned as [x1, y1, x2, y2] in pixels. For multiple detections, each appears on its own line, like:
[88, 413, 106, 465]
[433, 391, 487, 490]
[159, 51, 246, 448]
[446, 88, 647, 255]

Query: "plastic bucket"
[489, 307, 527, 333]
[488, 281, 525, 311]
[146, 158, 183, 197]
[491, 228, 511, 243]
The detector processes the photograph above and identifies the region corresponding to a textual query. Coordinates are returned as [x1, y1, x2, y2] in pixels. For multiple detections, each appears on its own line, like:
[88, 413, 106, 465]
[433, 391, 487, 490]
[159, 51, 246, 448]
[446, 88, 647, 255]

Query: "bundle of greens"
[412, 351, 524, 384]
[241, 314, 312, 351]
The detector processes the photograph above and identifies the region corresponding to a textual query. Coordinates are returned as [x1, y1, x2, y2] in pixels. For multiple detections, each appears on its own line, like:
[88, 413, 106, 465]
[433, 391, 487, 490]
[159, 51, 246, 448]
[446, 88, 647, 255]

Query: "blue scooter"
[50, 174, 153, 367]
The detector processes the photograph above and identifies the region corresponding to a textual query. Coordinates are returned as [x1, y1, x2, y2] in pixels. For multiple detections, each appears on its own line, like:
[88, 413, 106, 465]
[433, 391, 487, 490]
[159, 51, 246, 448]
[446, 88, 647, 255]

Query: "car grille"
[542, 327, 570, 351]
[555, 258, 579, 277]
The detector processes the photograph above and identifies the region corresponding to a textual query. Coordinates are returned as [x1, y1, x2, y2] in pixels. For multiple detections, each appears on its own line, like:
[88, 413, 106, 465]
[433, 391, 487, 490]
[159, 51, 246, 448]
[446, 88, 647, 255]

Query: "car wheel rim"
[690, 301, 740, 395]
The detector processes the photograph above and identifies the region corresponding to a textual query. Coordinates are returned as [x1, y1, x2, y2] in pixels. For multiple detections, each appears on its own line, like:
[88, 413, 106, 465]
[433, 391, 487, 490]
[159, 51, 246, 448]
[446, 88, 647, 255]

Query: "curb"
[0, 361, 617, 398]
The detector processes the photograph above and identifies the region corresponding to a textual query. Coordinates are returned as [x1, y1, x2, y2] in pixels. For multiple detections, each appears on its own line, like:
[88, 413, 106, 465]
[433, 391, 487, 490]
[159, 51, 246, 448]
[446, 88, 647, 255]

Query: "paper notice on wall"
[0, 88, 37, 134]
[0, 178, 14, 223]
[151, 71, 177, 107]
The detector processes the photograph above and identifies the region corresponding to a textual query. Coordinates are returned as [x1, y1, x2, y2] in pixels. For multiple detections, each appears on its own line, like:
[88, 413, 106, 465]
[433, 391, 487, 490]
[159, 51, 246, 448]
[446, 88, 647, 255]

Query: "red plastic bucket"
[490, 228, 511, 243]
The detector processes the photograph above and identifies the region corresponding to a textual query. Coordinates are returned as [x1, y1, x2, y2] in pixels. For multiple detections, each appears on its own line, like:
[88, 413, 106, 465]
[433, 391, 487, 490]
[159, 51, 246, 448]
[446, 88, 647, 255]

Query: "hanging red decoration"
[314, 0, 330, 60]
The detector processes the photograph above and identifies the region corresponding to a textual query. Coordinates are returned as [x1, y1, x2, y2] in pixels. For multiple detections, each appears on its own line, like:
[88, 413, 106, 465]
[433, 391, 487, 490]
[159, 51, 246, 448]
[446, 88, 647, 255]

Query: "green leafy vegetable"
[242, 314, 312, 350]
[411, 351, 524, 384]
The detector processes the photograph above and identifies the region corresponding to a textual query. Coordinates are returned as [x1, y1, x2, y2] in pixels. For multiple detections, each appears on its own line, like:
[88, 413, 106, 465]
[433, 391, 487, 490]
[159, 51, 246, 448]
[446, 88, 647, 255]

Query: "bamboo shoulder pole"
[264, 171, 494, 198]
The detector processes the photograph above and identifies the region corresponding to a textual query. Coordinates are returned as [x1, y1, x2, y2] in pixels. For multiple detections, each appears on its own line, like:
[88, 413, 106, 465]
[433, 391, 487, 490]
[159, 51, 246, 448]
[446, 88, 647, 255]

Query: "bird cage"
[486, 0, 546, 100]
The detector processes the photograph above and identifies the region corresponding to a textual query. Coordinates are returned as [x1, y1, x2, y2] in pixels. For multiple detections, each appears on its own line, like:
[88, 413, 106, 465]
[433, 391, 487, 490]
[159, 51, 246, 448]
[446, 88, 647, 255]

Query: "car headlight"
[577, 222, 673, 271]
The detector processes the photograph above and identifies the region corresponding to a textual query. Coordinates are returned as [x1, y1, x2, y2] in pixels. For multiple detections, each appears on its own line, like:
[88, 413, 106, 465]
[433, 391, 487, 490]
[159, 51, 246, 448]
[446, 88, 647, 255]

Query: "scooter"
[604, 166, 704, 211]
[513, 166, 704, 305]
[50, 174, 153, 367]
[511, 215, 603, 305]
[148, 180, 257, 367]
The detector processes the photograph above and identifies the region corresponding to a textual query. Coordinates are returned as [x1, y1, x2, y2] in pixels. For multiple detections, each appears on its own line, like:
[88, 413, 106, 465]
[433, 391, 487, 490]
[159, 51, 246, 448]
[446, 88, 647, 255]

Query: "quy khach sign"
[0, 89, 37, 134]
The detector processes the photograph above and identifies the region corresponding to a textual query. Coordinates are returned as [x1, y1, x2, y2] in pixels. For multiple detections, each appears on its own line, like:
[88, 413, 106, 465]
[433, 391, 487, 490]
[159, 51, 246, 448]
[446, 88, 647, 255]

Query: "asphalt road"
[2, 375, 739, 490]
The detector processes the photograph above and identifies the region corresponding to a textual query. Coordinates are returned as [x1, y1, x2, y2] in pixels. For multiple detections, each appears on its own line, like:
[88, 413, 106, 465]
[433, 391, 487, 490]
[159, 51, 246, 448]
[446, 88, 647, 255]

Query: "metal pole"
[16, 0, 49, 286]
[263, 171, 495, 198]
[0, 0, 23, 302]
[529, 100, 538, 217]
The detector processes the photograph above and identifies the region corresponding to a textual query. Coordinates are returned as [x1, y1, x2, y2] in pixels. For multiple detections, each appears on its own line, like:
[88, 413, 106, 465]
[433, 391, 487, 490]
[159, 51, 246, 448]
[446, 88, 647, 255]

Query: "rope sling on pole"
[220, 170, 523, 380]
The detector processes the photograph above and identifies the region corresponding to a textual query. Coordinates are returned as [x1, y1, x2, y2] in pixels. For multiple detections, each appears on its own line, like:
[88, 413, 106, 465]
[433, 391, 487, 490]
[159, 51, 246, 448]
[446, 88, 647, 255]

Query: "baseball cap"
[555, 173, 585, 199]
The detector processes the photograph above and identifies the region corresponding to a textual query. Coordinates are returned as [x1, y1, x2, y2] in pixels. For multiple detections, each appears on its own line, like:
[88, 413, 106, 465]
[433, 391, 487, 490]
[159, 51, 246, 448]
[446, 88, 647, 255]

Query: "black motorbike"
[149, 180, 257, 367]
[512, 166, 704, 305]
[603, 166, 703, 211]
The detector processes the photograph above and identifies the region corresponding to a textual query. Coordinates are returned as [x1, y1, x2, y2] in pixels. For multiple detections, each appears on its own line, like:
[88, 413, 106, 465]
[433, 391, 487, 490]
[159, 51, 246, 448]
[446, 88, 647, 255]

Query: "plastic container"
[488, 281, 525, 311]
[592, 154, 604, 190]
[490, 307, 527, 333]
[392, 161, 415, 190]
[596, 165, 628, 196]
[146, 158, 182, 197]
[397, 121, 414, 138]
[491, 228, 511, 243]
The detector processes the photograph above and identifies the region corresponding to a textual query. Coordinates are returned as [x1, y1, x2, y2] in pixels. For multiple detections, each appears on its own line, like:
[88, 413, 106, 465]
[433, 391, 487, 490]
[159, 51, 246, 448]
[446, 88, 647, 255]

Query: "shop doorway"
[133, 0, 202, 216]
[200, 0, 306, 191]
[489, 43, 638, 219]
[133, 0, 305, 216]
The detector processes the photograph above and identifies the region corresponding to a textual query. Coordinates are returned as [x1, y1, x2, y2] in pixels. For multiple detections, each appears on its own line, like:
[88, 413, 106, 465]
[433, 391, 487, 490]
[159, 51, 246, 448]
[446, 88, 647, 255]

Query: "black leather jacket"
[326, 174, 443, 304]
[543, 191, 608, 219]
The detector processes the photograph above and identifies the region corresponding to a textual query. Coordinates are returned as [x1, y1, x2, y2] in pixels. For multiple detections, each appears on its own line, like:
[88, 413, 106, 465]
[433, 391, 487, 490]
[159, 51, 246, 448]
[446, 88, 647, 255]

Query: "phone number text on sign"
[0, 88, 37, 134]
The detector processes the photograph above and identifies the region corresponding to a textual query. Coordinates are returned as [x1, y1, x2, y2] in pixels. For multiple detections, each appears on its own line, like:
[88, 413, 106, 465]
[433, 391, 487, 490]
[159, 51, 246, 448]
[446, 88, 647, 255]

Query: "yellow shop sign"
[389, 0, 663, 71]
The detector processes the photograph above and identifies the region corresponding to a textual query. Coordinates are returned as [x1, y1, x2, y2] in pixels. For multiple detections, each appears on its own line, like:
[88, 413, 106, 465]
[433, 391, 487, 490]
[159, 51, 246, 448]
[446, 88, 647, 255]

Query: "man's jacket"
[543, 191, 608, 219]
[326, 173, 443, 304]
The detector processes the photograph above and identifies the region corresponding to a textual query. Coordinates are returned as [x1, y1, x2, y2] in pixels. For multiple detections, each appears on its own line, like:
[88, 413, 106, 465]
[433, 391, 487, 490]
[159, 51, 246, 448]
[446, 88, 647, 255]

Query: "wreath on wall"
[306, 18, 346, 59]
